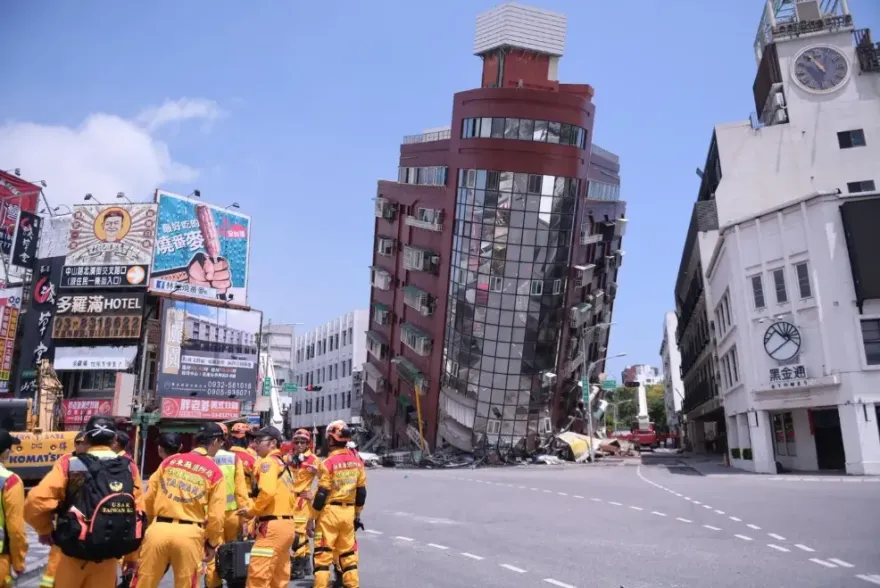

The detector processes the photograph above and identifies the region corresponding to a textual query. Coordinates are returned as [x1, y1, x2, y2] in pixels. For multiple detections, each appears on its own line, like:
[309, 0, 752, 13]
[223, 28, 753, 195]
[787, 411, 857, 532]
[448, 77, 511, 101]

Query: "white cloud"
[0, 98, 223, 209]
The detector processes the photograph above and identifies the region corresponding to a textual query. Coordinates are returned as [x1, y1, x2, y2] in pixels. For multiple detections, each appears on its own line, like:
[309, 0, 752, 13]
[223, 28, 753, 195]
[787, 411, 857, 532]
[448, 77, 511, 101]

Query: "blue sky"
[2, 0, 878, 378]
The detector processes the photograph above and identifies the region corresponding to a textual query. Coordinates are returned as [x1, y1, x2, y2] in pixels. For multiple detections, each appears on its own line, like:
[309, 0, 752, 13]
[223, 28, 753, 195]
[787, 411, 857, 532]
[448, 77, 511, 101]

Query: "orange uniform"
[0, 465, 27, 587]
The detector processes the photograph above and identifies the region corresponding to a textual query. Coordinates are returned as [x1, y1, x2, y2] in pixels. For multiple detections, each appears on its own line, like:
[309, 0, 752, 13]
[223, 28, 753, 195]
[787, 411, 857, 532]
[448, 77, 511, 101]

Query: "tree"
[646, 384, 668, 433]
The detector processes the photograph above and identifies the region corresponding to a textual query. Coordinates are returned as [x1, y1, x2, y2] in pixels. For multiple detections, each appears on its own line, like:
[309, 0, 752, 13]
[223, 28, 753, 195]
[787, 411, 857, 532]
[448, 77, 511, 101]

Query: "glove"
[354, 517, 365, 531]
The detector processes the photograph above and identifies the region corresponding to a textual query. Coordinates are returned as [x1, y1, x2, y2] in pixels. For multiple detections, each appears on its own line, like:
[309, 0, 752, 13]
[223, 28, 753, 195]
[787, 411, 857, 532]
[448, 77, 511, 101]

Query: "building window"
[487, 419, 501, 435]
[376, 237, 395, 256]
[586, 181, 620, 202]
[530, 280, 544, 296]
[772, 268, 787, 304]
[772, 412, 797, 457]
[79, 370, 117, 391]
[794, 262, 812, 298]
[847, 180, 876, 194]
[460, 117, 587, 148]
[750, 275, 765, 309]
[489, 276, 503, 292]
[398, 166, 448, 186]
[553, 279, 563, 295]
[837, 129, 866, 149]
[860, 319, 880, 365]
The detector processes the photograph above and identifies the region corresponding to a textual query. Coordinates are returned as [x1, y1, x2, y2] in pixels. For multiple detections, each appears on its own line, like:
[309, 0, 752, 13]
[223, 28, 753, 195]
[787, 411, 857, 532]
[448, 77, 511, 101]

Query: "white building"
[290, 309, 368, 430]
[621, 364, 663, 386]
[263, 323, 296, 384]
[684, 0, 880, 474]
[659, 312, 684, 436]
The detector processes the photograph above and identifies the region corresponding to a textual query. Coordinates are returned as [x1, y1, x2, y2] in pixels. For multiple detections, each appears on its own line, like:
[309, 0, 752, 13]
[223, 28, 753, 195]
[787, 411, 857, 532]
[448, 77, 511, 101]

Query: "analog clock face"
[792, 46, 849, 93]
[763, 321, 802, 362]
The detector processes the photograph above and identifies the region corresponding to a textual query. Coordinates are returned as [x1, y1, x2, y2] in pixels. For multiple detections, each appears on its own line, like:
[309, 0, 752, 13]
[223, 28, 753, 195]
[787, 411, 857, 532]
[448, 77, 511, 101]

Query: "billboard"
[0, 287, 23, 393]
[157, 299, 260, 400]
[52, 292, 145, 340]
[10, 211, 41, 268]
[62, 399, 113, 426]
[66, 203, 157, 267]
[160, 397, 241, 421]
[150, 190, 250, 304]
[0, 170, 41, 256]
[14, 257, 64, 398]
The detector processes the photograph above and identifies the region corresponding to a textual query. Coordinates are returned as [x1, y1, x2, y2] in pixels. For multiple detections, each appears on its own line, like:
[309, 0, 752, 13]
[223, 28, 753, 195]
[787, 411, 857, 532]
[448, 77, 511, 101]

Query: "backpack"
[53, 453, 145, 561]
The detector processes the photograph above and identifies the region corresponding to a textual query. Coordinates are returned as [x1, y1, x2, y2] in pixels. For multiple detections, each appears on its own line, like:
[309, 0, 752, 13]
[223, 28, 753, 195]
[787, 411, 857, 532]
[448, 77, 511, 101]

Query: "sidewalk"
[646, 452, 880, 481]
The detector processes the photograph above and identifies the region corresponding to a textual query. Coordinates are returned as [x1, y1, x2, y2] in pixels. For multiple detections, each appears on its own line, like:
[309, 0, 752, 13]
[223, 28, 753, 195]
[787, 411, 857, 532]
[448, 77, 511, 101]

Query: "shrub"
[731, 447, 741, 459]
[742, 448, 753, 460]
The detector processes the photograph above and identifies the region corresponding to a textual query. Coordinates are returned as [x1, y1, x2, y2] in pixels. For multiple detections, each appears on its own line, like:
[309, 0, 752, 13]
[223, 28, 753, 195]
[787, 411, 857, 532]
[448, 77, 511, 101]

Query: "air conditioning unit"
[542, 372, 557, 386]
[773, 92, 786, 108]
[430, 255, 440, 265]
[774, 109, 788, 124]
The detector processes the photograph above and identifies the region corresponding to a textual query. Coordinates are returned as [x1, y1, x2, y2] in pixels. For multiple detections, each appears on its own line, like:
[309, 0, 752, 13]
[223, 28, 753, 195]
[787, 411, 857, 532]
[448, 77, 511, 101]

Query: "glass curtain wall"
[442, 168, 578, 452]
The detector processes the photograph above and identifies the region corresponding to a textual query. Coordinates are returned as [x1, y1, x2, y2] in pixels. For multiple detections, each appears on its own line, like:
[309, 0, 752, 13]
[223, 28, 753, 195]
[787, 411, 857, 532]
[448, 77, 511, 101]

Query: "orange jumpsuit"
[290, 450, 320, 560]
[25, 446, 142, 588]
[40, 547, 63, 588]
[132, 449, 226, 588]
[204, 450, 253, 588]
[312, 448, 366, 588]
[230, 445, 257, 536]
[245, 449, 297, 588]
[0, 466, 27, 588]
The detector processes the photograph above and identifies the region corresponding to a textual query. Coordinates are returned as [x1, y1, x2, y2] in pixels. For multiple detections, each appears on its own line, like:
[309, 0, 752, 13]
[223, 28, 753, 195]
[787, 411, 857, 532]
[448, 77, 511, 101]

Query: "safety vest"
[0, 464, 10, 554]
[214, 449, 238, 511]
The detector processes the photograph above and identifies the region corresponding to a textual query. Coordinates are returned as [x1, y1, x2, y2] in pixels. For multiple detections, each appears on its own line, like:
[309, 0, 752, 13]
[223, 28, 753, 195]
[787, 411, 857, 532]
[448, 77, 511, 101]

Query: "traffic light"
[305, 385, 322, 392]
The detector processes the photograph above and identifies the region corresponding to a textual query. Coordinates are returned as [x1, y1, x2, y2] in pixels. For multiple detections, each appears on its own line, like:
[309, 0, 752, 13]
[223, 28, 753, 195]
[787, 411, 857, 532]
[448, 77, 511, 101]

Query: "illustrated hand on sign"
[186, 252, 232, 295]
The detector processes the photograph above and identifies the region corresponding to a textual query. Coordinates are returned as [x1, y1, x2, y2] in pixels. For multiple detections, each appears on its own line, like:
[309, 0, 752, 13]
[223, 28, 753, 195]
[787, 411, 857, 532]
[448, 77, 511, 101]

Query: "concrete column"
[726, 413, 740, 455]
[737, 413, 751, 451]
[748, 411, 777, 474]
[838, 403, 880, 475]
[692, 422, 706, 454]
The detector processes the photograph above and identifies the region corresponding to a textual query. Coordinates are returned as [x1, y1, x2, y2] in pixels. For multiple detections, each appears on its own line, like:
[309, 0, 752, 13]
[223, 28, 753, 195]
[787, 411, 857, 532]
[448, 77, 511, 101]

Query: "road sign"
[262, 378, 272, 396]
[601, 379, 617, 390]
[283, 382, 297, 393]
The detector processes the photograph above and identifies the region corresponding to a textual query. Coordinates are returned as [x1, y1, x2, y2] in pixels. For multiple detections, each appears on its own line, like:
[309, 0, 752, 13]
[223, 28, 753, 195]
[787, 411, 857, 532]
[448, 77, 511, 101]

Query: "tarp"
[555, 432, 592, 460]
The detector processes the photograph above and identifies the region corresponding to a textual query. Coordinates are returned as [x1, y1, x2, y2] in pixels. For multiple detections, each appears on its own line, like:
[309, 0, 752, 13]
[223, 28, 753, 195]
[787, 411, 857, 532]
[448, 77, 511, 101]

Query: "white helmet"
[346, 441, 357, 449]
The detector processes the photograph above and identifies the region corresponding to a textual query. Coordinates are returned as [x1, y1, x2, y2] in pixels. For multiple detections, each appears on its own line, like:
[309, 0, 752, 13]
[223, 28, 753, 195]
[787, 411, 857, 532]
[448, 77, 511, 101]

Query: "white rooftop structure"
[474, 3, 567, 57]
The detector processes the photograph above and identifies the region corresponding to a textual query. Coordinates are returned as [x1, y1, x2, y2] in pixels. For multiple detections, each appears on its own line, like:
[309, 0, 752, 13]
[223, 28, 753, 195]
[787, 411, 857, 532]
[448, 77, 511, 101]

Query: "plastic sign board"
[282, 382, 297, 393]
[601, 379, 617, 390]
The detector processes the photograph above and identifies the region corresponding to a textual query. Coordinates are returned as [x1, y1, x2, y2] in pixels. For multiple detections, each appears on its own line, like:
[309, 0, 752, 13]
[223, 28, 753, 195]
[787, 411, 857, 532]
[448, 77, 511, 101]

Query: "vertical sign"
[14, 257, 63, 398]
[10, 211, 41, 268]
[0, 287, 24, 393]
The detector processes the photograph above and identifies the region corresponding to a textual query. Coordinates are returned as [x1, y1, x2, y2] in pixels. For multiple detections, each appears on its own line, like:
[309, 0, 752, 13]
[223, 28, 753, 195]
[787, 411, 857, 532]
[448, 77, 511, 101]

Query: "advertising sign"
[52, 292, 144, 340]
[60, 264, 148, 289]
[0, 171, 41, 255]
[0, 287, 23, 393]
[160, 397, 241, 421]
[10, 211, 41, 268]
[14, 257, 64, 398]
[149, 190, 251, 304]
[62, 399, 114, 426]
[157, 299, 260, 400]
[54, 345, 138, 371]
[66, 204, 157, 266]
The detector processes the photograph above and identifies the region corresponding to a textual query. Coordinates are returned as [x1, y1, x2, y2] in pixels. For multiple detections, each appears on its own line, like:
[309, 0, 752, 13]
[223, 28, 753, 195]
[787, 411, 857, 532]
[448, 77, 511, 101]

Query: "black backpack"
[54, 453, 145, 561]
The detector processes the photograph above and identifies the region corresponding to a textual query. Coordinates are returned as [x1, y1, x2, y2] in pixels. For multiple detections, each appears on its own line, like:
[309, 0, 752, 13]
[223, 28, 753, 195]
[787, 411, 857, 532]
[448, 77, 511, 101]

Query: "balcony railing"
[392, 356, 428, 394]
[854, 29, 880, 73]
[682, 377, 717, 414]
[403, 285, 433, 316]
[404, 215, 443, 232]
[402, 128, 452, 144]
[569, 303, 592, 329]
[573, 264, 595, 288]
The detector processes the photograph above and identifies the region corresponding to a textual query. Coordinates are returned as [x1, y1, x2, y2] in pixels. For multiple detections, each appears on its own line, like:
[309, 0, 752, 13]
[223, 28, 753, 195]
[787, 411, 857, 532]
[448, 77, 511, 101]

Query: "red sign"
[63, 399, 114, 425]
[0, 171, 40, 254]
[160, 397, 240, 421]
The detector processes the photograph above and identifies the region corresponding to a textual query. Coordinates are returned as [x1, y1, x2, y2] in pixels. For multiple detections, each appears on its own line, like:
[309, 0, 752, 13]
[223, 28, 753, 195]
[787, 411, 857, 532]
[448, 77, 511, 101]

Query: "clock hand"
[806, 54, 826, 73]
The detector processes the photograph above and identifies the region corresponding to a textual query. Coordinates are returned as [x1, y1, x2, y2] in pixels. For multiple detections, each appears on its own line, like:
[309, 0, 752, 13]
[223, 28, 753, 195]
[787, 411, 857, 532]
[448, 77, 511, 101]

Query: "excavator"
[0, 360, 79, 487]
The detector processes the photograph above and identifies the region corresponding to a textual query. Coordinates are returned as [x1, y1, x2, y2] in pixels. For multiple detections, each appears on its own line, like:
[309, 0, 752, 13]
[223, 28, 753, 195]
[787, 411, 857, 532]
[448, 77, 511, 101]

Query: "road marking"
[692, 500, 702, 505]
[676, 517, 692, 523]
[365, 530, 383, 535]
[828, 558, 854, 568]
[609, 501, 622, 506]
[651, 511, 667, 517]
[809, 558, 837, 568]
[747, 524, 761, 530]
[674, 493, 683, 497]
[591, 498, 602, 502]
[543, 579, 576, 588]
[427, 543, 448, 550]
[702, 505, 712, 509]
[683, 497, 692, 501]
[531, 488, 539, 491]
[543, 490, 552, 493]
[729, 516, 742, 522]
[795, 544, 815, 553]
[500, 564, 527, 573]
[573, 495, 584, 499]
[768, 533, 786, 541]
[630, 506, 643, 511]
[461, 552, 484, 560]
[734, 534, 753, 541]
[518, 486, 526, 489]
[714, 509, 726, 514]
[703, 525, 722, 531]
[856, 574, 880, 585]
[395, 536, 414, 542]
[767, 544, 790, 552]
[557, 492, 568, 496]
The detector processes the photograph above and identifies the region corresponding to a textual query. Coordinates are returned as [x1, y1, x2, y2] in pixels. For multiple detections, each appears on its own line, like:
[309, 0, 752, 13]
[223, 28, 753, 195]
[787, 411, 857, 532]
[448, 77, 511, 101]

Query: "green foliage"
[742, 448, 753, 460]
[604, 383, 668, 432]
[731, 447, 741, 459]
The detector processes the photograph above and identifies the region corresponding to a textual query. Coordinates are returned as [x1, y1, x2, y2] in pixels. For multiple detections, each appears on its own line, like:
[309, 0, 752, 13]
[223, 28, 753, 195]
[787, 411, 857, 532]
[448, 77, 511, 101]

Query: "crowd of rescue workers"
[0, 415, 368, 588]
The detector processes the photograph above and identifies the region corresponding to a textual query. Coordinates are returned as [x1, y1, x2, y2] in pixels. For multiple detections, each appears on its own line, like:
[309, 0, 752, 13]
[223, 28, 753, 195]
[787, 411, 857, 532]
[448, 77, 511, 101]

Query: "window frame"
[837, 129, 866, 149]
[846, 180, 877, 194]
[772, 267, 788, 304]
[794, 262, 812, 299]
[750, 274, 766, 309]
[530, 280, 544, 296]
[860, 318, 880, 366]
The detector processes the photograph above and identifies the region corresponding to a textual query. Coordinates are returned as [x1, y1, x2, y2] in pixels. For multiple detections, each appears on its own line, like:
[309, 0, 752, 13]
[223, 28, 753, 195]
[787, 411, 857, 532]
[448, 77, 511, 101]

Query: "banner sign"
[160, 397, 241, 420]
[14, 257, 64, 397]
[0, 287, 23, 393]
[60, 264, 148, 289]
[54, 345, 138, 371]
[0, 171, 41, 255]
[149, 190, 251, 304]
[55, 292, 144, 316]
[62, 399, 114, 426]
[52, 315, 143, 340]
[10, 211, 41, 268]
[157, 299, 260, 400]
[66, 204, 157, 269]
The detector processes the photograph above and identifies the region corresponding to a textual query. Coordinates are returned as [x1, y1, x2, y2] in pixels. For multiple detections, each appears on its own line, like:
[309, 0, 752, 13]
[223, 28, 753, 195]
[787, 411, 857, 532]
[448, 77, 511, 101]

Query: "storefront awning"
[54, 346, 138, 371]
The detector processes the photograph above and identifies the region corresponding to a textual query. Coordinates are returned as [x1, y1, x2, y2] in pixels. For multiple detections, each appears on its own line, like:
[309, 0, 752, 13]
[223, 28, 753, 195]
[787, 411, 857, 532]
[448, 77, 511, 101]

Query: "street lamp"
[84, 193, 102, 204]
[225, 202, 240, 209]
[117, 191, 132, 203]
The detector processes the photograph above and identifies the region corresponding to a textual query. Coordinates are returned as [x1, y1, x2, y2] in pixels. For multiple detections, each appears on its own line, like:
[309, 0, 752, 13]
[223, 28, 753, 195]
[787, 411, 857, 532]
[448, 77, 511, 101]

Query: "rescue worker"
[228, 423, 257, 489]
[139, 432, 184, 515]
[25, 416, 141, 588]
[0, 430, 26, 587]
[308, 421, 367, 588]
[112, 430, 133, 459]
[40, 432, 87, 588]
[236, 426, 297, 588]
[205, 423, 253, 588]
[133, 422, 226, 588]
[289, 429, 320, 580]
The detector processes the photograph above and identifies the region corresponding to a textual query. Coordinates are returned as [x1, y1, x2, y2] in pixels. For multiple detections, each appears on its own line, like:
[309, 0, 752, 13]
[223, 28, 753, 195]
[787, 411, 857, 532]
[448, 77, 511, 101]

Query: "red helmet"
[326, 420, 352, 444]
[280, 441, 294, 454]
[293, 428, 311, 442]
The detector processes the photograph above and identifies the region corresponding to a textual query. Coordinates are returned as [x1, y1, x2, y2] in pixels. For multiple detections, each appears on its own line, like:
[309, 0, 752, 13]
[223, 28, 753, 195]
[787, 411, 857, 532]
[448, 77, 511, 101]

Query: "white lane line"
[768, 533, 786, 541]
[703, 525, 722, 531]
[729, 516, 742, 522]
[702, 505, 712, 509]
[518, 486, 526, 489]
[395, 536, 414, 542]
[683, 497, 692, 501]
[795, 544, 815, 553]
[809, 558, 838, 568]
[573, 495, 584, 499]
[591, 498, 602, 502]
[531, 488, 539, 491]
[734, 534, 753, 541]
[500, 564, 527, 573]
[692, 500, 702, 505]
[461, 552, 484, 560]
[856, 574, 880, 585]
[609, 501, 623, 506]
[629, 505, 643, 511]
[542, 490, 552, 493]
[427, 543, 448, 550]
[714, 509, 726, 514]
[365, 530, 383, 535]
[674, 493, 683, 497]
[676, 517, 692, 523]
[767, 544, 790, 552]
[747, 524, 761, 530]
[828, 558, 854, 568]
[544, 579, 576, 588]
[651, 511, 667, 517]
[557, 492, 568, 496]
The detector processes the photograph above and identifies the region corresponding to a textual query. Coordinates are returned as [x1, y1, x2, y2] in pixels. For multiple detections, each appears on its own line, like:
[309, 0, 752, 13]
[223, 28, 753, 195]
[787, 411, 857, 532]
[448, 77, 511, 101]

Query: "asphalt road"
[18, 460, 880, 587]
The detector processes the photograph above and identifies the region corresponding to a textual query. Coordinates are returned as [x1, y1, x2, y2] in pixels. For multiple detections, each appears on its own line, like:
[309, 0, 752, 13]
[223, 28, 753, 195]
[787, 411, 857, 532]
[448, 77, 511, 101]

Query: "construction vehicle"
[0, 360, 78, 487]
